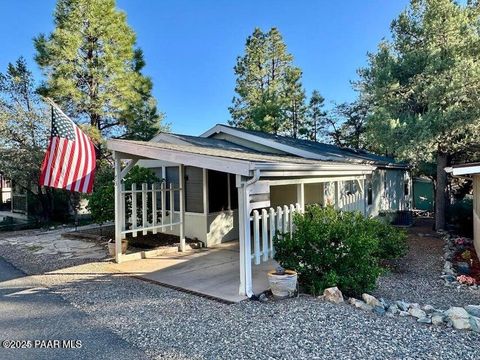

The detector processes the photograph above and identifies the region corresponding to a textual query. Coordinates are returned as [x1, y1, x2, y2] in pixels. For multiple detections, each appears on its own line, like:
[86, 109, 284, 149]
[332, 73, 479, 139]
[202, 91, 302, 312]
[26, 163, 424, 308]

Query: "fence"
[12, 193, 27, 215]
[120, 182, 181, 238]
[249, 203, 302, 265]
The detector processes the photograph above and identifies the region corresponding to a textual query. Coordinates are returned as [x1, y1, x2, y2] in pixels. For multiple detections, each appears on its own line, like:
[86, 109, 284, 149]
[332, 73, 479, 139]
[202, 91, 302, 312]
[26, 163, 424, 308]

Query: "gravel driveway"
[373, 218, 480, 309]
[1, 226, 480, 359]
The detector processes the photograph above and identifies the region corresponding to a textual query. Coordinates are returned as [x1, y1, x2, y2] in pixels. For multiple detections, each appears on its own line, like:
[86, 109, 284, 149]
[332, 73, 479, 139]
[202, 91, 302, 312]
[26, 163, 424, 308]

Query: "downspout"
[241, 168, 261, 298]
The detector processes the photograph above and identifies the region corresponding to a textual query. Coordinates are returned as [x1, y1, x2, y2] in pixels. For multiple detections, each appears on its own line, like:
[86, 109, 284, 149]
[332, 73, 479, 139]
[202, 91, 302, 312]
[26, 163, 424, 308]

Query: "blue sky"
[0, 0, 409, 135]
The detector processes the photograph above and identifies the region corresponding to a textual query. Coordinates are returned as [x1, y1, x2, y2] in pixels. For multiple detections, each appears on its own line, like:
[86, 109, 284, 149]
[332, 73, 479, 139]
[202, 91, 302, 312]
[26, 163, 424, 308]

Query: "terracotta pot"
[267, 270, 298, 299]
[108, 240, 128, 256]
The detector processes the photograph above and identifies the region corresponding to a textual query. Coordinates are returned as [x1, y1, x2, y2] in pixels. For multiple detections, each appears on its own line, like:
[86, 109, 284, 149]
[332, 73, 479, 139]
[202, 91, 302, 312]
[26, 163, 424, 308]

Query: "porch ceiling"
[107, 139, 375, 177]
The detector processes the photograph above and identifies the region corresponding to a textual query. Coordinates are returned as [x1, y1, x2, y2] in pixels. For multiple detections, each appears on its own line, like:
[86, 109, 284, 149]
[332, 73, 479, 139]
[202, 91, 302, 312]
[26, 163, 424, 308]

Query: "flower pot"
[108, 240, 128, 257]
[267, 270, 298, 299]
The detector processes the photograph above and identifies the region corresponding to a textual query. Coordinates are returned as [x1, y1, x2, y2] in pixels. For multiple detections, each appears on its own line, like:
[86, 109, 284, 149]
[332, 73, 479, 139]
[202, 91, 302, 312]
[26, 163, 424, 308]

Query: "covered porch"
[107, 139, 375, 301]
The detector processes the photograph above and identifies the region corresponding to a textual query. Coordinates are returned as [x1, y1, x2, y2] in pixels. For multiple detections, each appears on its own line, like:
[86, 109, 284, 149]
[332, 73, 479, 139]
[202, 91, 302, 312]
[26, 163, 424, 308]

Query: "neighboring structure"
[413, 177, 434, 212]
[107, 124, 411, 297]
[448, 163, 480, 259]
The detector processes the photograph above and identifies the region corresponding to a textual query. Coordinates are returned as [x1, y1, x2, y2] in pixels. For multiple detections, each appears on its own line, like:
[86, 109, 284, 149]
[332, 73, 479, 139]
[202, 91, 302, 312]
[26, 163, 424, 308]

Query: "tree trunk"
[435, 150, 448, 231]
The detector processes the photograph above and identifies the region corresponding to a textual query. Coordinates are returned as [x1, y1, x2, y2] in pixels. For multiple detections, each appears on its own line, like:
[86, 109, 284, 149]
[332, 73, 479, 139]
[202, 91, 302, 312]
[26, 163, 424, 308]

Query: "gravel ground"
[58, 275, 480, 360]
[373, 218, 480, 309]
[1, 226, 480, 359]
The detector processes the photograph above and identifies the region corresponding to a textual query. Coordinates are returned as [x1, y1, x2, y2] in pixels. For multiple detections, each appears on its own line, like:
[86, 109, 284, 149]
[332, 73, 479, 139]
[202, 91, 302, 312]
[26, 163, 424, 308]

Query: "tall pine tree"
[359, 0, 480, 229]
[303, 90, 327, 141]
[229, 27, 305, 135]
[34, 0, 166, 139]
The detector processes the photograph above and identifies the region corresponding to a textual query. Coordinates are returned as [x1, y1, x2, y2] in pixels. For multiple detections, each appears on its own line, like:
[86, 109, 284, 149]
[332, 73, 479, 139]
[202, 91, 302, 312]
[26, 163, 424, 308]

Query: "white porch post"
[334, 181, 341, 210]
[296, 183, 305, 211]
[179, 164, 186, 252]
[114, 152, 123, 263]
[237, 175, 253, 297]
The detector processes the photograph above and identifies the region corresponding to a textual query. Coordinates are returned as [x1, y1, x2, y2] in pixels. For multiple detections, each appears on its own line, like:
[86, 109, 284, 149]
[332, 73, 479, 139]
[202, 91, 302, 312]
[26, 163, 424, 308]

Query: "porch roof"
[107, 139, 375, 177]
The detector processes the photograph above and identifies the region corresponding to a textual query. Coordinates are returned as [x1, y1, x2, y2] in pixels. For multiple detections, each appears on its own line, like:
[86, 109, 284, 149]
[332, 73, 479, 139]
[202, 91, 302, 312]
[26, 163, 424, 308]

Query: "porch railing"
[120, 181, 181, 238]
[249, 203, 302, 265]
[338, 192, 364, 213]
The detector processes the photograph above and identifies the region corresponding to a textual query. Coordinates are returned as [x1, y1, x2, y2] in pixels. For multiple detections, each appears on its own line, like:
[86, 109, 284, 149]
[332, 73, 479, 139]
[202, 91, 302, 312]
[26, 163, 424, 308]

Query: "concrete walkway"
[111, 242, 276, 303]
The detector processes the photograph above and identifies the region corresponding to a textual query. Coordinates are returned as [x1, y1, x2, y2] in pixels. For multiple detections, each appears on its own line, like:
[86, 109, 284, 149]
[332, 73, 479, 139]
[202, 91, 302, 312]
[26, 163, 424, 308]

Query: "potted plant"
[107, 238, 128, 257]
[267, 266, 298, 299]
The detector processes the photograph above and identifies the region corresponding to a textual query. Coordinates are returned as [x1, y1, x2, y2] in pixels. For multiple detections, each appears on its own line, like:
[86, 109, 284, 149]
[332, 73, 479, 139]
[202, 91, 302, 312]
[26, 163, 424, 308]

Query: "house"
[0, 173, 12, 210]
[107, 124, 411, 297]
[448, 162, 480, 259]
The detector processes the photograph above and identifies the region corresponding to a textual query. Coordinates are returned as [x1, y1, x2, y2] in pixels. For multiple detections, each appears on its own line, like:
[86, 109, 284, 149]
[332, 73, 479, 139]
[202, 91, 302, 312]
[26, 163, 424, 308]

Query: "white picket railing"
[249, 203, 302, 265]
[338, 192, 364, 213]
[120, 181, 182, 238]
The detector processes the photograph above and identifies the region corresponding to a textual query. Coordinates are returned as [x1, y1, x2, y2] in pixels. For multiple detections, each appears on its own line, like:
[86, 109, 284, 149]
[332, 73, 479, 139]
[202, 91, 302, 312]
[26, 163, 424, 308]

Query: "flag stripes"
[40, 102, 96, 194]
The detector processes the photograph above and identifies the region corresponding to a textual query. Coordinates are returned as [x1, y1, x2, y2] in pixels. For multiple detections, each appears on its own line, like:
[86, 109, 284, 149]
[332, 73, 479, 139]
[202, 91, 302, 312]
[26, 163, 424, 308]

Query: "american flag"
[40, 100, 96, 193]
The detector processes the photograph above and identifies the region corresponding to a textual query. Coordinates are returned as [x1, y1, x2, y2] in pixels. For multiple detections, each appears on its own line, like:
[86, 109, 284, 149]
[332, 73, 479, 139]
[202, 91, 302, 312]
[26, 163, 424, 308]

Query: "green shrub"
[87, 164, 159, 225]
[273, 205, 408, 296]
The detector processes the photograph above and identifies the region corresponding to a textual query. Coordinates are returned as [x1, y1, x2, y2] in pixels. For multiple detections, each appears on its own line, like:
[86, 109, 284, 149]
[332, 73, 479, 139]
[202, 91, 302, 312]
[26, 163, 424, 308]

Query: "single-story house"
[447, 162, 480, 259]
[107, 124, 411, 297]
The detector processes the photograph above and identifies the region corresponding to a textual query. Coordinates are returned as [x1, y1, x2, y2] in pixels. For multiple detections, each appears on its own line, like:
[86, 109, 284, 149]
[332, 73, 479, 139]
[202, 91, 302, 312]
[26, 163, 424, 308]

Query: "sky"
[0, 0, 410, 135]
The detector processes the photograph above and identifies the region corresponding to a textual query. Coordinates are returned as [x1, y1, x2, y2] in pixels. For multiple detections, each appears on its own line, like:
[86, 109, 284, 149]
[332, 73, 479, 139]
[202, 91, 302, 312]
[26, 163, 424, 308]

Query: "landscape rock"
[469, 316, 480, 333]
[396, 301, 410, 312]
[372, 306, 386, 316]
[408, 307, 426, 319]
[399, 311, 409, 317]
[349, 298, 373, 312]
[362, 293, 381, 308]
[464, 305, 480, 318]
[445, 307, 471, 330]
[417, 317, 431, 324]
[423, 305, 436, 313]
[387, 304, 399, 316]
[431, 314, 444, 326]
[323, 287, 344, 304]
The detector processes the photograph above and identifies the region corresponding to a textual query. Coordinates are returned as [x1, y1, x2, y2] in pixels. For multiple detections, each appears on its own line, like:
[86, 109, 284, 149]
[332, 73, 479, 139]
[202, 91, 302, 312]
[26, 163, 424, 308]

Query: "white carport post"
[178, 164, 186, 252]
[114, 151, 123, 263]
[237, 175, 253, 297]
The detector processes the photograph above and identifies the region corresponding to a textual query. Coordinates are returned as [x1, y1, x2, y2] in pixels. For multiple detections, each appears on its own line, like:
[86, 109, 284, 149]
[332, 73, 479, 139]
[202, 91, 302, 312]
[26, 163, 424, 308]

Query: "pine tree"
[303, 90, 327, 141]
[0, 57, 53, 218]
[34, 0, 166, 139]
[358, 0, 480, 229]
[229, 27, 305, 135]
[283, 67, 306, 138]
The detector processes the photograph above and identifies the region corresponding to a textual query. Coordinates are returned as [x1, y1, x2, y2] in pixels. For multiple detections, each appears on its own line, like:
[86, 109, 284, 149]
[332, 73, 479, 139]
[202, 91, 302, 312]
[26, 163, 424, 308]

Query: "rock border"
[441, 232, 480, 290]
[322, 287, 480, 332]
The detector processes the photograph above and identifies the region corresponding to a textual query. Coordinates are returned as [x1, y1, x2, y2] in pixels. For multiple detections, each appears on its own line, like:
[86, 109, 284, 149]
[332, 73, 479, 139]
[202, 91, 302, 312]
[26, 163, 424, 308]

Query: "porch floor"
[110, 242, 277, 303]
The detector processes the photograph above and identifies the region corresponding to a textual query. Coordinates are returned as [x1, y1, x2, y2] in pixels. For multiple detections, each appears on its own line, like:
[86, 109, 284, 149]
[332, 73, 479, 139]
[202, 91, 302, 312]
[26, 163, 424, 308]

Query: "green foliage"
[0, 57, 49, 188]
[87, 164, 159, 225]
[229, 27, 307, 137]
[86, 160, 114, 225]
[274, 205, 408, 296]
[34, 0, 168, 139]
[328, 100, 369, 150]
[359, 0, 480, 162]
[302, 90, 327, 142]
[446, 198, 473, 237]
